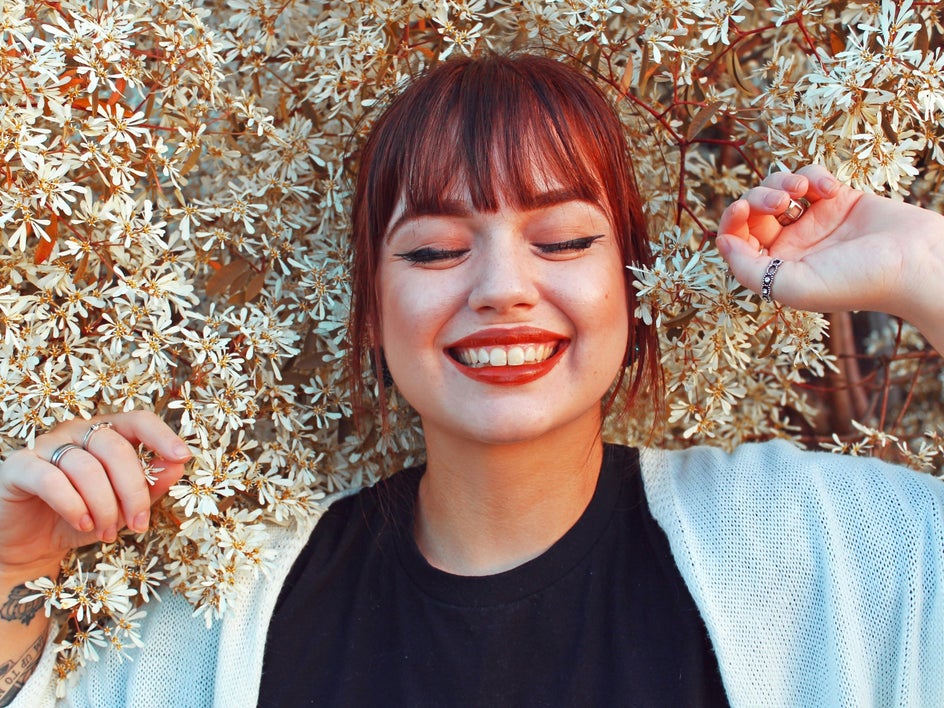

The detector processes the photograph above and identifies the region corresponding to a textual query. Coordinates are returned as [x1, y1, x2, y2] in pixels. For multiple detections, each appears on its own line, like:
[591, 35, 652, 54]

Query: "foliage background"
[1, 0, 942, 689]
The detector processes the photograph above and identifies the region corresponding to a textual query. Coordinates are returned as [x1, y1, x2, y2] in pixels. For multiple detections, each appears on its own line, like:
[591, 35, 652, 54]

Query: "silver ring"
[82, 421, 113, 451]
[761, 258, 784, 304]
[776, 197, 810, 226]
[49, 443, 82, 467]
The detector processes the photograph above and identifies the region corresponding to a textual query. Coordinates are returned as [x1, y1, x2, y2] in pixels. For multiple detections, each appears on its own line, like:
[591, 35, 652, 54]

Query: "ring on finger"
[49, 442, 82, 467]
[761, 258, 784, 304]
[776, 197, 810, 226]
[82, 421, 114, 451]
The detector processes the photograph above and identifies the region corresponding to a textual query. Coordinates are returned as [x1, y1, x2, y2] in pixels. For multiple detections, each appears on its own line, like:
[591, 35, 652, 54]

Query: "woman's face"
[377, 183, 630, 447]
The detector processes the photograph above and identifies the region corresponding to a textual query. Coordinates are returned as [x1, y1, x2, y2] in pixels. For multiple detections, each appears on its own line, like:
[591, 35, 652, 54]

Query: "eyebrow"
[385, 188, 593, 240]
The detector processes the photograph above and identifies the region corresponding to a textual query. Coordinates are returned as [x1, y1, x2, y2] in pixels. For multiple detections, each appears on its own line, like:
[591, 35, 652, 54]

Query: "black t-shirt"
[259, 444, 728, 706]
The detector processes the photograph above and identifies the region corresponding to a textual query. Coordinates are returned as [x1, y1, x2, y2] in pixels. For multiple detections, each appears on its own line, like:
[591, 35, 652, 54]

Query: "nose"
[467, 236, 539, 314]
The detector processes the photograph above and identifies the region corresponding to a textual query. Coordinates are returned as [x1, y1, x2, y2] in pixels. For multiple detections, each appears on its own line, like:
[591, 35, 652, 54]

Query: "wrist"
[896, 211, 944, 353]
[0, 556, 64, 589]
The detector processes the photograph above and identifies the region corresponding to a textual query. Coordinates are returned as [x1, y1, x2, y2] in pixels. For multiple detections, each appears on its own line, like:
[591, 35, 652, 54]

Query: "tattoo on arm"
[0, 634, 46, 707]
[0, 586, 41, 627]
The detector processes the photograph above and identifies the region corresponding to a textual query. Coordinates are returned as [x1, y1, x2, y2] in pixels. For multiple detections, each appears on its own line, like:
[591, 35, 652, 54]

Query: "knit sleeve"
[10, 505, 324, 708]
[641, 440, 944, 708]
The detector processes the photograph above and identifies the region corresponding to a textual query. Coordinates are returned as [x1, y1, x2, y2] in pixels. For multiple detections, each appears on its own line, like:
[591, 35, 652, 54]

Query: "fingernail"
[765, 192, 785, 208]
[80, 514, 94, 532]
[787, 176, 805, 191]
[173, 443, 192, 459]
[133, 512, 150, 533]
[819, 176, 839, 195]
[715, 235, 731, 258]
[103, 526, 118, 543]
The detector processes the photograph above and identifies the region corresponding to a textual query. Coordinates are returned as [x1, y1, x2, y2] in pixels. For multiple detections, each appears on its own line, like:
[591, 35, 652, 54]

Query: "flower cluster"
[2, 0, 942, 691]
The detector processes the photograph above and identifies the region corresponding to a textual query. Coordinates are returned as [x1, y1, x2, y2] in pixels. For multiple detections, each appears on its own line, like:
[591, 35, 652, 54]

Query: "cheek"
[576, 266, 630, 367]
[377, 275, 456, 354]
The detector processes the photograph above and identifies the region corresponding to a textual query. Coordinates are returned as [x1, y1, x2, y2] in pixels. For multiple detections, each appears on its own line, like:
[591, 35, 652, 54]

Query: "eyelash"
[394, 247, 468, 264]
[537, 235, 604, 253]
[394, 235, 604, 264]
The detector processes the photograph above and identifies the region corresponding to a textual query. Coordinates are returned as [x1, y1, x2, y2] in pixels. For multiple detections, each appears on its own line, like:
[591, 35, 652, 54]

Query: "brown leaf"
[728, 51, 760, 97]
[686, 102, 723, 142]
[243, 270, 266, 302]
[34, 217, 55, 264]
[880, 113, 899, 145]
[828, 30, 846, 55]
[758, 326, 779, 359]
[179, 148, 202, 177]
[206, 259, 251, 297]
[619, 55, 634, 95]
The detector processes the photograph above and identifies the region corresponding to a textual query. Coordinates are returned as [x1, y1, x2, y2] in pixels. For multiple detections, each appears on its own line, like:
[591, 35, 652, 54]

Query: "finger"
[760, 170, 808, 197]
[6, 451, 97, 535]
[106, 410, 193, 463]
[794, 164, 841, 201]
[717, 198, 761, 249]
[83, 426, 154, 533]
[719, 191, 788, 252]
[54, 449, 123, 542]
[716, 234, 800, 306]
[741, 186, 798, 218]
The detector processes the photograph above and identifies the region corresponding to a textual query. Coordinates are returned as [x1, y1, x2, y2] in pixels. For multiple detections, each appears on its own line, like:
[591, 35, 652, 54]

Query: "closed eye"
[394, 247, 469, 264]
[536, 235, 605, 254]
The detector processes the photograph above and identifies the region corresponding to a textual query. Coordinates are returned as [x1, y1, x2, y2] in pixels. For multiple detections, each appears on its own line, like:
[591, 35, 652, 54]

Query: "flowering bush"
[2, 0, 942, 691]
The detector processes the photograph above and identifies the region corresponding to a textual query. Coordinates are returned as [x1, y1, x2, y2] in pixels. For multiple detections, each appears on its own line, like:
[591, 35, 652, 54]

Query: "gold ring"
[776, 197, 810, 226]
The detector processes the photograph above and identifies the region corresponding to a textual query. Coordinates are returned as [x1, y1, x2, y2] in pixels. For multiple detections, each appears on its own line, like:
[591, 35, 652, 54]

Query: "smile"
[451, 343, 557, 368]
[445, 328, 569, 385]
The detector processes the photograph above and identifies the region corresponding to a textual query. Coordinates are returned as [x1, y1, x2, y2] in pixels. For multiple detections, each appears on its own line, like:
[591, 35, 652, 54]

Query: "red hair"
[348, 52, 662, 424]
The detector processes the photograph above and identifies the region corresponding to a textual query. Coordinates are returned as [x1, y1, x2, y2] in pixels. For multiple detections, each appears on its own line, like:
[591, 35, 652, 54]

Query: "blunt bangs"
[396, 57, 608, 218]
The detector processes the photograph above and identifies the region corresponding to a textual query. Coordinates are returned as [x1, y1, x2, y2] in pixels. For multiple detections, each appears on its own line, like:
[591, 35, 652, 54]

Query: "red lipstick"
[445, 328, 569, 385]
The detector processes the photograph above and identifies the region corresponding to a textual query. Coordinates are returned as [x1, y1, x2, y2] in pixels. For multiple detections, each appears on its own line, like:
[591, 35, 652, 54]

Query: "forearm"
[0, 568, 56, 706]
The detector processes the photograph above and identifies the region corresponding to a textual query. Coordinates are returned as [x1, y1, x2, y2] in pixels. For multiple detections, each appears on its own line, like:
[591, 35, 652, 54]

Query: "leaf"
[686, 102, 723, 142]
[74, 251, 89, 282]
[663, 307, 698, 331]
[205, 259, 251, 297]
[619, 55, 634, 95]
[880, 113, 898, 145]
[828, 30, 846, 55]
[915, 22, 930, 55]
[179, 148, 202, 177]
[287, 352, 327, 372]
[34, 215, 57, 264]
[638, 43, 651, 95]
[243, 270, 267, 302]
[728, 50, 760, 97]
[758, 326, 780, 359]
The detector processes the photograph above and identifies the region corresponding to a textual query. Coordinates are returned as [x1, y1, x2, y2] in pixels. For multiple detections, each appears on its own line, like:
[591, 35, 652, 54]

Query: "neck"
[414, 411, 604, 576]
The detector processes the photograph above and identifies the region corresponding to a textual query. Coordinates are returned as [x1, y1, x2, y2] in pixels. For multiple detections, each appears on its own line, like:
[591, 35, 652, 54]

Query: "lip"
[445, 327, 569, 385]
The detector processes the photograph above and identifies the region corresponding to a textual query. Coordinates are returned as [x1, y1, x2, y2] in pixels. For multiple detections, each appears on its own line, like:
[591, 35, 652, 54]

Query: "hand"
[716, 165, 944, 349]
[0, 411, 191, 576]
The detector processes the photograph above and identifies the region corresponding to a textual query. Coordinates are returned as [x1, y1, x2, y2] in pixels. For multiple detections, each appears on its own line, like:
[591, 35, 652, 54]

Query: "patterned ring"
[81, 421, 114, 451]
[49, 443, 82, 468]
[776, 197, 810, 226]
[761, 258, 784, 304]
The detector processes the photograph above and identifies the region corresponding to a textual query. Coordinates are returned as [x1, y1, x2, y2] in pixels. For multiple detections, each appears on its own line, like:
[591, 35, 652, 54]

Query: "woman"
[3, 53, 943, 707]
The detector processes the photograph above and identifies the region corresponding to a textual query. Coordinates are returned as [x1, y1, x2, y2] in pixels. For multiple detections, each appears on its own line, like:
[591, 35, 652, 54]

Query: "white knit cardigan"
[14, 440, 944, 707]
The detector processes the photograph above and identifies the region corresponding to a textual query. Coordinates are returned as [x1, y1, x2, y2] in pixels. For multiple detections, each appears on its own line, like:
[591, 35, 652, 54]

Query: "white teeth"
[453, 343, 557, 368]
